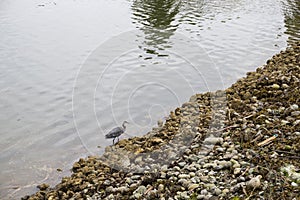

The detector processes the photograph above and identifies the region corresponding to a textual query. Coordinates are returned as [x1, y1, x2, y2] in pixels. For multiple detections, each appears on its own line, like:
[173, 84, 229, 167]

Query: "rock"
[291, 182, 298, 187]
[178, 191, 189, 199]
[230, 159, 241, 168]
[293, 120, 300, 126]
[134, 185, 146, 195]
[106, 186, 114, 193]
[178, 162, 187, 168]
[214, 188, 222, 196]
[290, 104, 299, 110]
[222, 188, 229, 194]
[178, 174, 190, 179]
[247, 175, 262, 189]
[203, 163, 217, 169]
[216, 147, 225, 152]
[197, 194, 205, 199]
[271, 83, 280, 89]
[103, 180, 111, 185]
[282, 83, 289, 88]
[203, 137, 223, 145]
[200, 189, 208, 195]
[234, 168, 241, 175]
[160, 172, 166, 178]
[222, 142, 230, 148]
[178, 178, 189, 187]
[107, 194, 114, 199]
[37, 183, 49, 190]
[188, 183, 199, 191]
[291, 111, 300, 116]
[158, 184, 164, 192]
[216, 160, 232, 169]
[116, 186, 128, 193]
[131, 175, 141, 180]
[191, 176, 200, 183]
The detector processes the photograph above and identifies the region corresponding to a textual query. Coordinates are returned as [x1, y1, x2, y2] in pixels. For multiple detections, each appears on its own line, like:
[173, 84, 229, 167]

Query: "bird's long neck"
[122, 122, 127, 130]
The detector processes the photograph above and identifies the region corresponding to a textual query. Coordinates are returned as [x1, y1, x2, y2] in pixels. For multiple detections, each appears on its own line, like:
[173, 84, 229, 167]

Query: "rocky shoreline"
[23, 42, 300, 200]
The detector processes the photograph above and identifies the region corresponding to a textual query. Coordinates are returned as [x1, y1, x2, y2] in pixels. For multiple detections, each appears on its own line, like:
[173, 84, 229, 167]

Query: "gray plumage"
[105, 121, 129, 144]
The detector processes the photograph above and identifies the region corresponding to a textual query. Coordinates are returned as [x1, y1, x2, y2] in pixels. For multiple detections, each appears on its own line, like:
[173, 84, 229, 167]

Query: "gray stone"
[291, 111, 300, 116]
[203, 137, 224, 145]
[178, 162, 187, 168]
[178, 174, 190, 179]
[234, 167, 241, 175]
[214, 188, 222, 196]
[135, 185, 146, 194]
[290, 104, 299, 110]
[200, 189, 208, 195]
[247, 175, 262, 189]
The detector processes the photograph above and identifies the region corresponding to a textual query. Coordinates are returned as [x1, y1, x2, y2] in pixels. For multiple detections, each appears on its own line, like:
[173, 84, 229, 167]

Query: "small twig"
[144, 186, 153, 195]
[257, 134, 278, 147]
[240, 166, 250, 177]
[274, 150, 298, 155]
[251, 134, 263, 143]
[277, 155, 300, 159]
[245, 188, 255, 200]
[244, 114, 254, 119]
[242, 186, 248, 196]
[214, 124, 239, 133]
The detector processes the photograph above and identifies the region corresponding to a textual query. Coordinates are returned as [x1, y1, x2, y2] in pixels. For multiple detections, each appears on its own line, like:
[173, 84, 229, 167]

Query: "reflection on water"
[282, 0, 300, 45]
[131, 0, 180, 55]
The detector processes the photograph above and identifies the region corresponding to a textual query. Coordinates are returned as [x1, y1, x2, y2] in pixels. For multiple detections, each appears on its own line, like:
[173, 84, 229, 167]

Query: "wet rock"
[37, 183, 49, 190]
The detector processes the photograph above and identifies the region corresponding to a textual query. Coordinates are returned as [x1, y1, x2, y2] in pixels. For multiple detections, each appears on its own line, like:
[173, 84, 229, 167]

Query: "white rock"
[203, 137, 224, 145]
[291, 182, 298, 187]
[234, 168, 241, 175]
[290, 104, 299, 110]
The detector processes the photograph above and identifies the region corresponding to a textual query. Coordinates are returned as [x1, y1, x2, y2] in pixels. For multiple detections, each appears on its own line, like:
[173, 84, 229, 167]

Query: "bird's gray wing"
[106, 127, 123, 138]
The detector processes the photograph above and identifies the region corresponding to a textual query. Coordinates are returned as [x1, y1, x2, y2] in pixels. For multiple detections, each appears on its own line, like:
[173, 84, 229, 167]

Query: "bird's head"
[122, 120, 129, 128]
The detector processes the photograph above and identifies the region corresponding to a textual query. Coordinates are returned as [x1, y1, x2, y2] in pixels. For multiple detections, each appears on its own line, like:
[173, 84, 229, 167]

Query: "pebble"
[291, 182, 298, 187]
[131, 175, 141, 180]
[214, 188, 222, 195]
[291, 111, 300, 116]
[272, 83, 280, 89]
[178, 162, 187, 168]
[103, 180, 111, 185]
[234, 167, 241, 175]
[203, 137, 224, 145]
[188, 183, 199, 191]
[203, 163, 217, 169]
[158, 184, 164, 192]
[222, 188, 229, 194]
[247, 175, 262, 189]
[200, 189, 208, 195]
[178, 174, 190, 179]
[293, 120, 300, 126]
[134, 185, 146, 194]
[290, 104, 299, 110]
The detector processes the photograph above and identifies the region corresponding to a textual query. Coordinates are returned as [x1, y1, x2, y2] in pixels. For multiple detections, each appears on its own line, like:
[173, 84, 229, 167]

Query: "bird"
[105, 121, 129, 144]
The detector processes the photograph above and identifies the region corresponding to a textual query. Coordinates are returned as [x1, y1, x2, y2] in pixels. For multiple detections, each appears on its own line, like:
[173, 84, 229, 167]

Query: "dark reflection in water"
[282, 0, 300, 45]
[131, 0, 180, 56]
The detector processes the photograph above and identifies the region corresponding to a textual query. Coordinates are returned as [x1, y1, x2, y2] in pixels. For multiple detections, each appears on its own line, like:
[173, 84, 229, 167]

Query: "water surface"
[0, 0, 299, 198]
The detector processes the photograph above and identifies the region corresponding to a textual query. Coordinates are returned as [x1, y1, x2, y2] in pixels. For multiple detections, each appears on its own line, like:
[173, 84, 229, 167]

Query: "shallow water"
[0, 0, 299, 199]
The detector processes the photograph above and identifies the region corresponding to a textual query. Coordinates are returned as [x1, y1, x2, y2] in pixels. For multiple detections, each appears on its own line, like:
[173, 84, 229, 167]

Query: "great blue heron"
[105, 121, 129, 144]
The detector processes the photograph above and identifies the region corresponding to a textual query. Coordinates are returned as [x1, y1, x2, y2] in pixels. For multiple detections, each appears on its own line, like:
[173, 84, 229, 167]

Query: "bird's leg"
[117, 137, 120, 143]
[113, 138, 115, 145]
